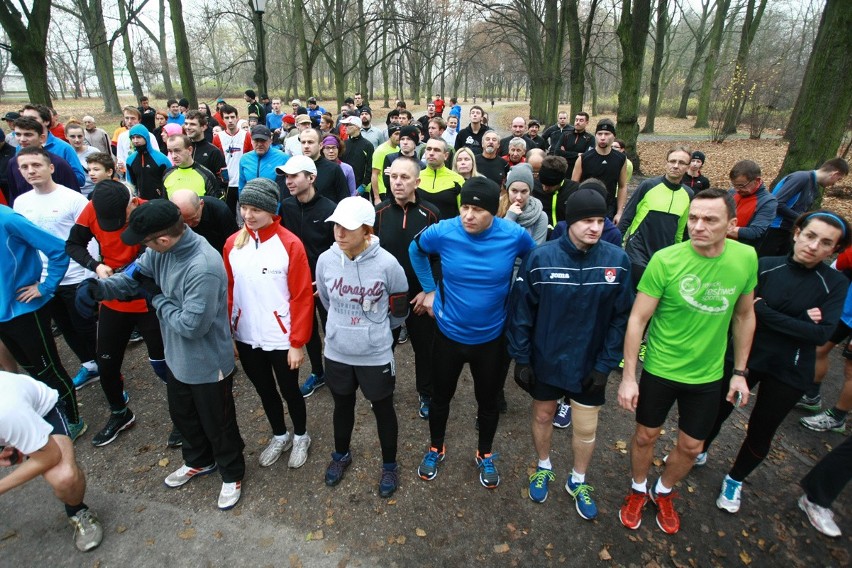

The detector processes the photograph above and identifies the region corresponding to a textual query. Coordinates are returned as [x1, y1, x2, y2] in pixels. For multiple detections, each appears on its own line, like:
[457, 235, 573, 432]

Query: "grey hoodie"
[315, 235, 408, 367]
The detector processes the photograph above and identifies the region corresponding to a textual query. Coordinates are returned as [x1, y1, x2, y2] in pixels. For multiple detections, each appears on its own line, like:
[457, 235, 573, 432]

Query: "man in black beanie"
[681, 150, 710, 193]
[533, 155, 578, 235]
[508, 185, 632, 514]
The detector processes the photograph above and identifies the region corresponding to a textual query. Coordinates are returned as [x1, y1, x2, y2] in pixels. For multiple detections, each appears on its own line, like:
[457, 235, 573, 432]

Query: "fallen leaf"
[717, 531, 726, 537]
[1, 530, 17, 541]
[213, 531, 223, 539]
[289, 554, 303, 568]
[396, 535, 406, 544]
[615, 440, 627, 450]
[739, 551, 752, 565]
[259, 537, 274, 547]
[278, 498, 288, 505]
[494, 543, 510, 553]
[741, 530, 749, 537]
[415, 528, 427, 537]
[115, 525, 127, 533]
[158, 458, 170, 467]
[599, 547, 612, 561]
[307, 529, 324, 541]
[687, 486, 695, 493]
[387, 499, 397, 505]
[145, 538, 155, 545]
[545, 543, 554, 550]
[506, 523, 516, 532]
[134, 505, 146, 513]
[178, 527, 196, 540]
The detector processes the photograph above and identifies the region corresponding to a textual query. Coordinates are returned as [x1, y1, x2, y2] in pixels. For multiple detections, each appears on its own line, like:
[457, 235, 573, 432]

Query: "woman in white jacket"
[224, 178, 315, 469]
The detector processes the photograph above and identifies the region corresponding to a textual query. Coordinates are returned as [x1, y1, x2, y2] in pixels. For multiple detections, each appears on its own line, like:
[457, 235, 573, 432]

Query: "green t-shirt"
[638, 240, 757, 384]
[371, 141, 397, 196]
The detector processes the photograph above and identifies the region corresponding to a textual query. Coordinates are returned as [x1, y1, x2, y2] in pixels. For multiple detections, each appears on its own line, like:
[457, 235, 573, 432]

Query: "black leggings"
[331, 391, 397, 464]
[391, 310, 436, 396]
[49, 284, 97, 365]
[801, 433, 852, 508]
[236, 342, 306, 436]
[96, 305, 164, 411]
[0, 307, 79, 423]
[704, 370, 804, 482]
[428, 329, 508, 455]
[304, 304, 328, 376]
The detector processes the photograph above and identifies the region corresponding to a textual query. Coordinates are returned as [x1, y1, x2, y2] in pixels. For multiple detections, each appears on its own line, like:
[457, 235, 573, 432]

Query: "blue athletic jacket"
[507, 235, 634, 392]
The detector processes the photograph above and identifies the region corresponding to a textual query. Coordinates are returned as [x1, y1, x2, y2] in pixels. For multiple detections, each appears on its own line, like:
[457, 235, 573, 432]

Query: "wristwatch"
[732, 369, 749, 377]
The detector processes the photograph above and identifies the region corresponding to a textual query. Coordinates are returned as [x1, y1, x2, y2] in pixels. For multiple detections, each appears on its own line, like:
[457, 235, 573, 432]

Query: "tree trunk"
[641, 0, 669, 134]
[694, 0, 731, 127]
[168, 0, 197, 107]
[0, 0, 53, 106]
[566, 0, 599, 117]
[381, 28, 389, 108]
[293, 0, 313, 96]
[117, 0, 144, 101]
[250, 2, 269, 98]
[616, 0, 652, 170]
[720, 0, 767, 135]
[676, 0, 712, 118]
[157, 0, 173, 96]
[775, 0, 852, 186]
[357, 0, 368, 94]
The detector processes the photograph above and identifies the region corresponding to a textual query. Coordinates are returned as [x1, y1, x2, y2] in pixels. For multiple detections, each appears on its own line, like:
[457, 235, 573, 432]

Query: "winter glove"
[74, 278, 101, 320]
[513, 363, 536, 394]
[132, 270, 162, 305]
[581, 370, 609, 395]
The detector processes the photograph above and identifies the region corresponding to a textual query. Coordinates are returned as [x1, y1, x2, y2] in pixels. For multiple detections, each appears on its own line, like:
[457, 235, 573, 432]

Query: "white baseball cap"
[341, 116, 360, 126]
[326, 196, 376, 229]
[276, 155, 318, 176]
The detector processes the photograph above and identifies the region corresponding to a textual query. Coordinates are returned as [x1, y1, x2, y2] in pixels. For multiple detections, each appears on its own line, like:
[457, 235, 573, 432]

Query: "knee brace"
[571, 402, 600, 445]
[149, 358, 169, 384]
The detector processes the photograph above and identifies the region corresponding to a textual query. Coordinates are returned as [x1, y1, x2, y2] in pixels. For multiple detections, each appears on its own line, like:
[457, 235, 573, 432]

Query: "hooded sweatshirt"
[126, 124, 172, 200]
[315, 235, 408, 366]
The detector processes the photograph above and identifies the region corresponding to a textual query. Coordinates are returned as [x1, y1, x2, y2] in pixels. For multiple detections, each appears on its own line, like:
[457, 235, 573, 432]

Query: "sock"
[538, 457, 552, 470]
[65, 502, 87, 518]
[293, 432, 308, 441]
[631, 478, 647, 493]
[571, 469, 585, 484]
[82, 360, 98, 373]
[274, 432, 290, 442]
[828, 407, 848, 420]
[149, 359, 169, 384]
[655, 477, 672, 495]
[725, 473, 742, 484]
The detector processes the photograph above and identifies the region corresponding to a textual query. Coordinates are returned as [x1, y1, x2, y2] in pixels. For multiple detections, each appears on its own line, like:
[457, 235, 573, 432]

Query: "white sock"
[294, 433, 309, 442]
[631, 478, 647, 493]
[538, 457, 552, 470]
[83, 360, 98, 372]
[571, 469, 585, 484]
[274, 433, 290, 442]
[655, 477, 672, 495]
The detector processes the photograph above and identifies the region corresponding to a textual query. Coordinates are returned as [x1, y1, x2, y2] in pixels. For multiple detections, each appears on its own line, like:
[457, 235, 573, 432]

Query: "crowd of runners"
[0, 93, 850, 553]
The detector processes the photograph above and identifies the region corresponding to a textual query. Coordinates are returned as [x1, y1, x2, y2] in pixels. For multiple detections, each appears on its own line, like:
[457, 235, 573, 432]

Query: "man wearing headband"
[572, 119, 628, 224]
[726, 160, 778, 248]
[410, 176, 536, 490]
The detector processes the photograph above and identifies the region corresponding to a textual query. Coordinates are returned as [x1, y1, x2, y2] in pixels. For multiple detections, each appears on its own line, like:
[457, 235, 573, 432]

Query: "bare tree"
[615, 0, 652, 169]
[0, 0, 53, 105]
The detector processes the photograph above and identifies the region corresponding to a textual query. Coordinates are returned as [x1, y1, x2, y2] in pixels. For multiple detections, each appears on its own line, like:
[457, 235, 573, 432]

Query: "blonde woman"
[452, 147, 479, 181]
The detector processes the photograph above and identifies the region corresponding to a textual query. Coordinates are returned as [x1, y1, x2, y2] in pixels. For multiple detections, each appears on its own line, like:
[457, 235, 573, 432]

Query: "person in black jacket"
[557, 112, 593, 173]
[279, 155, 336, 397]
[533, 155, 578, 236]
[700, 210, 851, 515]
[340, 116, 374, 191]
[170, 189, 238, 254]
[184, 111, 228, 197]
[375, 156, 441, 420]
[278, 128, 348, 204]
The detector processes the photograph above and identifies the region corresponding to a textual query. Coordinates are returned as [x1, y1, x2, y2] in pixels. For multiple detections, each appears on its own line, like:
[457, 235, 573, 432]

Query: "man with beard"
[475, 131, 508, 187]
[572, 119, 627, 224]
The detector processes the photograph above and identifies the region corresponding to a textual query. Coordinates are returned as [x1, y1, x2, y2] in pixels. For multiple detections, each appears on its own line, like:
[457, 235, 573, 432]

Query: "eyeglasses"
[732, 180, 756, 190]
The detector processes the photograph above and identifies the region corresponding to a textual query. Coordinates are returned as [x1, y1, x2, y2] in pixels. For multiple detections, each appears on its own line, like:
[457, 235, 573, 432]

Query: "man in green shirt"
[616, 188, 757, 535]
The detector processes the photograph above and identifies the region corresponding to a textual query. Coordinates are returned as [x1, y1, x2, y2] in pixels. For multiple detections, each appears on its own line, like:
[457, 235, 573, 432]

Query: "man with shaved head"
[500, 117, 535, 155]
[169, 189, 237, 254]
[82, 116, 111, 155]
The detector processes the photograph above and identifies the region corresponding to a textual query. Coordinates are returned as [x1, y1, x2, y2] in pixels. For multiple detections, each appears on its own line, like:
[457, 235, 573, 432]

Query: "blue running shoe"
[475, 452, 500, 488]
[325, 451, 352, 486]
[528, 467, 555, 503]
[69, 420, 88, 442]
[418, 445, 445, 481]
[553, 402, 572, 429]
[73, 366, 100, 390]
[300, 373, 326, 398]
[379, 463, 399, 498]
[566, 478, 598, 520]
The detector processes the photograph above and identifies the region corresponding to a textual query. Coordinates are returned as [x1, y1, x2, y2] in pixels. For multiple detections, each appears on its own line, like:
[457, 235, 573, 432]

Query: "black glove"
[132, 270, 162, 301]
[581, 370, 608, 395]
[513, 363, 536, 393]
[74, 278, 101, 320]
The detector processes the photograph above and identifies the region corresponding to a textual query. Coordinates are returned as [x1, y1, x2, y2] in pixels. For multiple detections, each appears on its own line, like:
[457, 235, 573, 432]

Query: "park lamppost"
[253, 0, 269, 98]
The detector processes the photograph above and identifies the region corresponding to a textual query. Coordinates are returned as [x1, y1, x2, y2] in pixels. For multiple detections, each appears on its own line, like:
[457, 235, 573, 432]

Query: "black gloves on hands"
[74, 278, 101, 320]
[513, 363, 536, 393]
[132, 270, 162, 303]
[582, 370, 608, 395]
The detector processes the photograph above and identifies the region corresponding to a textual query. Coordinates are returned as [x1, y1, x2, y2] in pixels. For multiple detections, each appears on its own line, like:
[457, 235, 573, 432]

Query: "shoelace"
[423, 449, 442, 467]
[478, 453, 499, 474]
[624, 492, 647, 515]
[572, 483, 595, 504]
[654, 491, 679, 520]
[529, 469, 555, 488]
[557, 405, 570, 418]
[380, 469, 398, 487]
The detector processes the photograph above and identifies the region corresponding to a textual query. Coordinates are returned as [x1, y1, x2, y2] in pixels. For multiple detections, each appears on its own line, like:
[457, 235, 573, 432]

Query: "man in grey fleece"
[76, 199, 245, 510]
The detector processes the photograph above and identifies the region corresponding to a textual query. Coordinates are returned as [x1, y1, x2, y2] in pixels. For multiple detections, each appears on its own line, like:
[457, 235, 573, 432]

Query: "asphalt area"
[1, 328, 850, 567]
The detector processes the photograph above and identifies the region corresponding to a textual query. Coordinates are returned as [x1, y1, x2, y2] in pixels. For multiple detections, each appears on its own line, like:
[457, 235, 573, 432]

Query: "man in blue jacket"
[507, 188, 633, 517]
[238, 125, 288, 195]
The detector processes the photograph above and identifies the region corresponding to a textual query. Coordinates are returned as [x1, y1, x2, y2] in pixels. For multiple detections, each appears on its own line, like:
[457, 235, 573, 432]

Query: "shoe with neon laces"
[475, 452, 500, 488]
[325, 451, 352, 486]
[164, 463, 217, 488]
[552, 402, 571, 429]
[650, 485, 680, 534]
[528, 467, 555, 503]
[800, 409, 847, 433]
[619, 489, 648, 529]
[218, 481, 242, 510]
[68, 508, 103, 552]
[795, 394, 822, 412]
[566, 478, 598, 520]
[798, 494, 841, 537]
[300, 373, 326, 397]
[716, 475, 742, 513]
[418, 445, 445, 481]
[73, 366, 100, 390]
[379, 464, 399, 498]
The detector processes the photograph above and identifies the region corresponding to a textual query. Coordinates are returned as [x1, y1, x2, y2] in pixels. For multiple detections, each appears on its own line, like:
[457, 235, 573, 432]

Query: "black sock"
[828, 407, 848, 420]
[65, 502, 87, 518]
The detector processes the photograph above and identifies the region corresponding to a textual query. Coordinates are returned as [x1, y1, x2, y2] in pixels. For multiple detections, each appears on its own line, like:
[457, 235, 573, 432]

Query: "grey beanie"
[240, 178, 280, 214]
[505, 163, 534, 191]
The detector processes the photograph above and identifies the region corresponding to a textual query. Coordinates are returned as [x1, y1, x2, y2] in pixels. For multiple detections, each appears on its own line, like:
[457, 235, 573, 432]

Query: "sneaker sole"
[418, 454, 445, 481]
[91, 415, 136, 447]
[618, 509, 642, 530]
[218, 485, 242, 510]
[301, 384, 325, 398]
[798, 496, 842, 538]
[74, 376, 101, 391]
[475, 458, 500, 489]
[528, 488, 548, 503]
[552, 421, 571, 429]
[795, 403, 822, 412]
[800, 420, 846, 433]
[650, 494, 680, 534]
[716, 497, 740, 513]
[164, 466, 217, 488]
[259, 440, 293, 467]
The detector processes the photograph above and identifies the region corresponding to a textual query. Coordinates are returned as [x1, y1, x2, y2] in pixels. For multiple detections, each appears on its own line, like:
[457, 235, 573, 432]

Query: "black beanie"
[564, 187, 608, 227]
[460, 176, 500, 215]
[399, 125, 420, 145]
[539, 164, 566, 186]
[691, 150, 705, 164]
